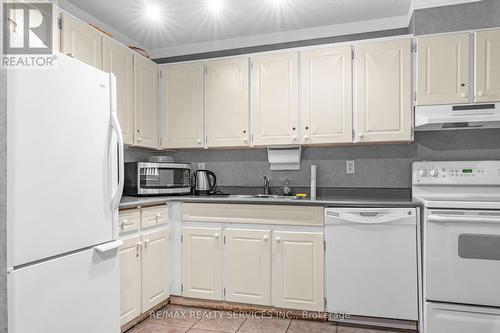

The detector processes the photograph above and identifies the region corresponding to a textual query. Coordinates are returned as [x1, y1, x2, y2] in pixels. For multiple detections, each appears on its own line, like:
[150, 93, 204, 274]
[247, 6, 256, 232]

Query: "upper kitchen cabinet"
[206, 58, 250, 148]
[251, 52, 299, 146]
[417, 33, 470, 105]
[134, 54, 159, 148]
[102, 37, 134, 145]
[161, 62, 205, 149]
[355, 38, 412, 143]
[475, 28, 500, 102]
[60, 13, 102, 69]
[301, 46, 353, 145]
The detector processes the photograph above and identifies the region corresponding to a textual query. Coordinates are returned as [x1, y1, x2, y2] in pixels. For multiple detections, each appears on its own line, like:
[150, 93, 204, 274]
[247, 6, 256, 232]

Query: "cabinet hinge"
[351, 49, 355, 60]
[204, 66, 207, 75]
[411, 44, 417, 53]
[159, 71, 162, 79]
[324, 297, 327, 307]
[324, 240, 326, 251]
[352, 130, 355, 140]
[223, 235, 226, 244]
[223, 288, 226, 296]
[251, 133, 254, 143]
[58, 17, 62, 30]
[181, 234, 183, 243]
[250, 61, 254, 70]
[181, 284, 184, 292]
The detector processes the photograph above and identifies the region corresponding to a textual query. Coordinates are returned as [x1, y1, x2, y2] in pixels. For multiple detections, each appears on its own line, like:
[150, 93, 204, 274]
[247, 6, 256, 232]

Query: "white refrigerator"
[7, 53, 124, 333]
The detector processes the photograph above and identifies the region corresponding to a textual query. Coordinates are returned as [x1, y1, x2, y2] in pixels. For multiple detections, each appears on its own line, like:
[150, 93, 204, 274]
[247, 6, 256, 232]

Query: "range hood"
[415, 103, 500, 131]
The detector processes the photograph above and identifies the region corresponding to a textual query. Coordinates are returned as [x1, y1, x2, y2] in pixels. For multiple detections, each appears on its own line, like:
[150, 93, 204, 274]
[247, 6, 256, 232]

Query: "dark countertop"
[119, 188, 420, 210]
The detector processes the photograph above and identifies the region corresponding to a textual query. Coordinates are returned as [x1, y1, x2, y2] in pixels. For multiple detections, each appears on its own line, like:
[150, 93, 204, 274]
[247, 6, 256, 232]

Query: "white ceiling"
[63, 0, 481, 58]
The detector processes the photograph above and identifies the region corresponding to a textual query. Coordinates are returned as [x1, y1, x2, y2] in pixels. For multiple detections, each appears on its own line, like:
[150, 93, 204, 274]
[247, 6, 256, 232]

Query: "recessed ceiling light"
[144, 3, 161, 22]
[207, 0, 223, 14]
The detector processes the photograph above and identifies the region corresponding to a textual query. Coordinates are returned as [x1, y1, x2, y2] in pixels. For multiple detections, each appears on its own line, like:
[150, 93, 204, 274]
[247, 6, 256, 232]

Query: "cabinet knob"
[461, 92, 467, 98]
[214, 233, 220, 239]
[478, 91, 484, 97]
[243, 137, 248, 143]
[303, 135, 309, 140]
[144, 239, 150, 248]
[275, 236, 281, 243]
[292, 136, 297, 141]
[136, 242, 142, 252]
[263, 235, 269, 241]
[358, 133, 364, 138]
[67, 53, 73, 58]
[156, 213, 162, 218]
[137, 137, 142, 143]
[197, 139, 202, 144]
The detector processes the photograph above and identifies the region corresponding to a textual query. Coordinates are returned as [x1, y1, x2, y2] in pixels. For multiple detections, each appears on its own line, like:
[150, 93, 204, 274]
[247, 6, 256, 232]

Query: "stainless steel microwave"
[124, 162, 192, 196]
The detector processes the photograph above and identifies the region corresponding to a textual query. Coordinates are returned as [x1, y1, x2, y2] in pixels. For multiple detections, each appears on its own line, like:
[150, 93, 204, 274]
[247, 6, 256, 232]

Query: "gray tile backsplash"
[125, 129, 500, 189]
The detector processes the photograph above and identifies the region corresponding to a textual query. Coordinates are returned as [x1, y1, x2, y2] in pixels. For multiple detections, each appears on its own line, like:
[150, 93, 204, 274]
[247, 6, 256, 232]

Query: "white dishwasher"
[325, 208, 418, 321]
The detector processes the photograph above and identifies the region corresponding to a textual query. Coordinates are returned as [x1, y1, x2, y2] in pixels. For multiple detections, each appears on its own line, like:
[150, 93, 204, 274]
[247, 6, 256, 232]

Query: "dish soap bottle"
[283, 180, 293, 196]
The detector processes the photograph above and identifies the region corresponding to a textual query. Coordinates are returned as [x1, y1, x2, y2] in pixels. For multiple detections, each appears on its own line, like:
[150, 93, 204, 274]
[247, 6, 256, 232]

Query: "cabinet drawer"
[141, 205, 168, 229]
[183, 203, 324, 226]
[119, 209, 140, 234]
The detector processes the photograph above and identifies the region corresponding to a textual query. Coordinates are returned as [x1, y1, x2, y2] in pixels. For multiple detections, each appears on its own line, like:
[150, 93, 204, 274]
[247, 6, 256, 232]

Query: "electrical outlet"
[198, 162, 205, 170]
[346, 160, 355, 174]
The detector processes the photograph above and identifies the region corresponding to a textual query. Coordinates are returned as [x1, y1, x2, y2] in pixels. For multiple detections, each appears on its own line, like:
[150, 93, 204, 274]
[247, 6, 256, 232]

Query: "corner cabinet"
[206, 58, 250, 148]
[251, 52, 299, 146]
[134, 54, 159, 148]
[102, 37, 134, 145]
[475, 28, 500, 102]
[181, 227, 223, 300]
[301, 46, 353, 145]
[60, 12, 103, 69]
[417, 33, 470, 105]
[355, 38, 412, 143]
[160, 62, 205, 149]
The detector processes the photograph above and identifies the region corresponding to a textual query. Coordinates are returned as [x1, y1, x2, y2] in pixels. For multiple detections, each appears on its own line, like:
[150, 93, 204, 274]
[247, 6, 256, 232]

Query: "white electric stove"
[413, 161, 500, 333]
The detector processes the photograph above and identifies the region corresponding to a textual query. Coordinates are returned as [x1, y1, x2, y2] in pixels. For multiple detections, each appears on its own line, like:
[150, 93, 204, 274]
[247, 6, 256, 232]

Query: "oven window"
[458, 234, 500, 261]
[140, 168, 190, 189]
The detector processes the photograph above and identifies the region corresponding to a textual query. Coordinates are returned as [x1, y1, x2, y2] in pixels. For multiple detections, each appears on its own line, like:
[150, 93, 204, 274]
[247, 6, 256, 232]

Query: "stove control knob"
[417, 169, 427, 177]
[429, 168, 439, 177]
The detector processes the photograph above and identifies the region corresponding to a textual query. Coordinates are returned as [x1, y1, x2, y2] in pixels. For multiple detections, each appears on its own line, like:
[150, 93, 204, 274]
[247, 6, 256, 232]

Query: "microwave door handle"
[109, 76, 124, 211]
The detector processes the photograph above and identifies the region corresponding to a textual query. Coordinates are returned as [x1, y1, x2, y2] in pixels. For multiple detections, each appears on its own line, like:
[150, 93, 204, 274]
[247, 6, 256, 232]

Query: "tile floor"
[126, 305, 410, 333]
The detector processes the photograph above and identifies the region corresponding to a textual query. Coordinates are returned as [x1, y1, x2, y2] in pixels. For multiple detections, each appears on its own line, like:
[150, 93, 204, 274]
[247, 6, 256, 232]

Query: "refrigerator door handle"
[109, 74, 124, 211]
[94, 240, 123, 254]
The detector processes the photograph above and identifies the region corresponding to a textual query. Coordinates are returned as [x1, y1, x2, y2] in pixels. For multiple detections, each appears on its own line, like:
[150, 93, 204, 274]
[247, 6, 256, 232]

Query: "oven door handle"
[428, 214, 500, 224]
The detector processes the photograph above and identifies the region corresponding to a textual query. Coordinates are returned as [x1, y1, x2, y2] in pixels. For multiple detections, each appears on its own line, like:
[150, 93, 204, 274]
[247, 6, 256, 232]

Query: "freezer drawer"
[426, 302, 500, 333]
[8, 246, 120, 333]
[325, 208, 418, 320]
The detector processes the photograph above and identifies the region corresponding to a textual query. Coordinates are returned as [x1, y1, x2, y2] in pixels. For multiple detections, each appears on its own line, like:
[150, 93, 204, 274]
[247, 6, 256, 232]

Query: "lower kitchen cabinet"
[141, 229, 170, 312]
[119, 235, 141, 326]
[273, 231, 325, 312]
[182, 227, 223, 300]
[224, 229, 271, 305]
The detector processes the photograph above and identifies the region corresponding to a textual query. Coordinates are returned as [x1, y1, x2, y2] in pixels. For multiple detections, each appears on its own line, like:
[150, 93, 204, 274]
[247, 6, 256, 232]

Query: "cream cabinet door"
[251, 52, 299, 146]
[355, 38, 412, 143]
[60, 13, 102, 69]
[273, 231, 324, 312]
[475, 29, 500, 102]
[417, 33, 470, 105]
[301, 46, 353, 145]
[223, 229, 271, 305]
[182, 227, 223, 300]
[134, 54, 158, 148]
[206, 58, 250, 147]
[119, 236, 141, 326]
[161, 62, 204, 149]
[141, 229, 169, 312]
[102, 37, 134, 145]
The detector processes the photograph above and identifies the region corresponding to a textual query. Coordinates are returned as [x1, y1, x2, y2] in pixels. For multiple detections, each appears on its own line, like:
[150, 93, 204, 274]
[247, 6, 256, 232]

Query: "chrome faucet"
[263, 176, 270, 195]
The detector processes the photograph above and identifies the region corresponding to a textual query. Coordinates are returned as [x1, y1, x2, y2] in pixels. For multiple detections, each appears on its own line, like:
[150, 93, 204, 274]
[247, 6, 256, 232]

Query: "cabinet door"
[475, 29, 500, 102]
[161, 62, 204, 149]
[119, 236, 141, 326]
[182, 227, 222, 300]
[224, 229, 271, 305]
[417, 33, 469, 105]
[252, 52, 299, 146]
[102, 37, 134, 145]
[134, 54, 158, 148]
[206, 58, 250, 147]
[273, 231, 324, 312]
[355, 38, 412, 143]
[60, 13, 102, 69]
[301, 46, 353, 145]
[141, 229, 169, 312]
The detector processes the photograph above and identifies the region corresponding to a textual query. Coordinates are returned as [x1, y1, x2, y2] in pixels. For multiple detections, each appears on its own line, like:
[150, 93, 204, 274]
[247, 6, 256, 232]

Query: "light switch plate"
[346, 160, 355, 174]
[198, 162, 205, 170]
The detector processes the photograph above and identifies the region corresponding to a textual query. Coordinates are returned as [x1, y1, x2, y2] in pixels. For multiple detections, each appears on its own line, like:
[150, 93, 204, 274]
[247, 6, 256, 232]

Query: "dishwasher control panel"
[413, 161, 500, 185]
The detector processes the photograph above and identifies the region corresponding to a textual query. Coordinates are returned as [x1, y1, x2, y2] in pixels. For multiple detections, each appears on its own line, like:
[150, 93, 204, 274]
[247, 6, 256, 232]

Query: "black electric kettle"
[192, 170, 217, 196]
